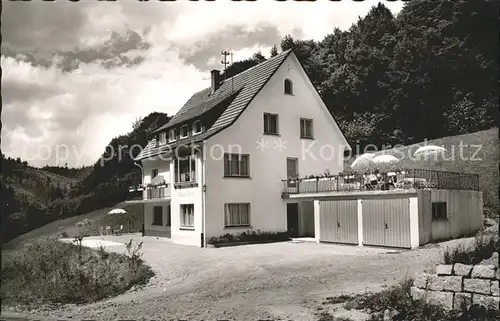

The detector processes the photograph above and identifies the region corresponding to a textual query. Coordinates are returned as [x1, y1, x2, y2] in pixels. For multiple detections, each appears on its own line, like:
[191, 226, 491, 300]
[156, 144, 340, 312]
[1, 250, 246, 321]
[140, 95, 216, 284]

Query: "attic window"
[158, 132, 167, 145]
[180, 125, 189, 138]
[168, 129, 176, 143]
[284, 79, 293, 95]
[193, 120, 202, 135]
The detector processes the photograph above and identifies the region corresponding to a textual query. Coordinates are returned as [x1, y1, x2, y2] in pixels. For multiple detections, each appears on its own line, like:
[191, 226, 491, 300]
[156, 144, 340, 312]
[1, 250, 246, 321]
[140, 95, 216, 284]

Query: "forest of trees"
[225, 1, 497, 149]
[1, 1, 497, 241]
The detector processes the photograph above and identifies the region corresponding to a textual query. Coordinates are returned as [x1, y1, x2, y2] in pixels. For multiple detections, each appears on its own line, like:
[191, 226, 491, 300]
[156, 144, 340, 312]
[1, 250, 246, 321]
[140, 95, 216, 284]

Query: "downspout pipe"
[201, 142, 207, 248]
[134, 161, 145, 236]
[133, 162, 144, 185]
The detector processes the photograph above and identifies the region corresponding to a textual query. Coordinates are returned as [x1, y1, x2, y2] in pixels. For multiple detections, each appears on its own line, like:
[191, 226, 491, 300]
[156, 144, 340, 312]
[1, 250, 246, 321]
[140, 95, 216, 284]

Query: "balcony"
[282, 168, 480, 197]
[127, 184, 171, 202]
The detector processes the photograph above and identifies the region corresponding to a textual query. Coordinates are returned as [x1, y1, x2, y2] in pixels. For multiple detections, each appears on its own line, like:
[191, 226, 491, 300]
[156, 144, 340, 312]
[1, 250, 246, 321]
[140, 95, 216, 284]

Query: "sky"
[1, 0, 404, 168]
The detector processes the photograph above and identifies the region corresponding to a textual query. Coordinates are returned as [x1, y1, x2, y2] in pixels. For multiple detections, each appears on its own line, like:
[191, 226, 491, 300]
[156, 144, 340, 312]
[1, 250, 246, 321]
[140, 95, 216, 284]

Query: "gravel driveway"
[3, 234, 450, 321]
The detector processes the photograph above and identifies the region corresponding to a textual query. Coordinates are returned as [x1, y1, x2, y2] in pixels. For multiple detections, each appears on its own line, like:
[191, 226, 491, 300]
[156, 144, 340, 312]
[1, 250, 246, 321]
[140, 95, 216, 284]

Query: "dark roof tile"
[135, 49, 292, 161]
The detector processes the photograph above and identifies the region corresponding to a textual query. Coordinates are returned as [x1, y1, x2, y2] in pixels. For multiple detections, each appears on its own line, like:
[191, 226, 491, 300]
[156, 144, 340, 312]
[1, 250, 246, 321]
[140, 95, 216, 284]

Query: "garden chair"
[114, 225, 124, 235]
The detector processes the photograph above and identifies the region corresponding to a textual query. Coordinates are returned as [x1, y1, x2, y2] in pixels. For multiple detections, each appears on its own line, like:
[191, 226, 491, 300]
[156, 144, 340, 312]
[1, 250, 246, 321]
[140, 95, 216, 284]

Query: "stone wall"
[411, 264, 500, 311]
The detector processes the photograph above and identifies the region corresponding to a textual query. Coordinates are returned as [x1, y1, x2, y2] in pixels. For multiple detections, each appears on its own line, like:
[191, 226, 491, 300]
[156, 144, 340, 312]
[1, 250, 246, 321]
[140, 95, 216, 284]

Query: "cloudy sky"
[1, 1, 404, 168]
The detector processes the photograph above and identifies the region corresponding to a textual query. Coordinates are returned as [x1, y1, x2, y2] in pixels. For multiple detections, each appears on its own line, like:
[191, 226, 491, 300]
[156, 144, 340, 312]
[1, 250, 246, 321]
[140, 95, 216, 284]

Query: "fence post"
[316, 177, 319, 193]
[297, 179, 300, 194]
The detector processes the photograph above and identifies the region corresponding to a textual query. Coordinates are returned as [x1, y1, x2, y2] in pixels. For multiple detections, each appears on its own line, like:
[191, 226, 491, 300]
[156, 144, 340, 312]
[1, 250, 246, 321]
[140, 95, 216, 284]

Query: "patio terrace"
[282, 168, 480, 197]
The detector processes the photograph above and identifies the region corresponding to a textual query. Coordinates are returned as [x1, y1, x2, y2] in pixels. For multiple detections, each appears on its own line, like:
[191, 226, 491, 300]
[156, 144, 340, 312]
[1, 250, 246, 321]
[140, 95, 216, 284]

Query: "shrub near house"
[208, 230, 290, 247]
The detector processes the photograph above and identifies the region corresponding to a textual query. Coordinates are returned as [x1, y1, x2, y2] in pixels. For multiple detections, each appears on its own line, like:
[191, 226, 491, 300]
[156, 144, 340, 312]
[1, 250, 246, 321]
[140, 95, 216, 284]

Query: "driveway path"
[2, 235, 450, 321]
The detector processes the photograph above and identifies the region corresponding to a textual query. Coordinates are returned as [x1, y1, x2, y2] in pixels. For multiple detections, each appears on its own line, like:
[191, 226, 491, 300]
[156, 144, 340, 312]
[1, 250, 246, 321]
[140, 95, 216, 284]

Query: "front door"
[287, 203, 299, 237]
[286, 157, 298, 188]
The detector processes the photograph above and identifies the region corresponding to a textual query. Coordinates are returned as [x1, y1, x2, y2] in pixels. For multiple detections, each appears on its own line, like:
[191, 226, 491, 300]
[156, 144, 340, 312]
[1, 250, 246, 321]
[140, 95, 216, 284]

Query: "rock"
[427, 275, 444, 291]
[471, 265, 496, 279]
[491, 281, 499, 297]
[454, 263, 473, 277]
[472, 294, 500, 310]
[441, 276, 463, 292]
[411, 286, 426, 301]
[436, 264, 453, 276]
[463, 278, 491, 295]
[383, 309, 391, 321]
[413, 273, 430, 288]
[480, 252, 499, 268]
[453, 292, 472, 311]
[414, 273, 442, 290]
[426, 291, 454, 310]
[483, 218, 497, 227]
[383, 308, 399, 321]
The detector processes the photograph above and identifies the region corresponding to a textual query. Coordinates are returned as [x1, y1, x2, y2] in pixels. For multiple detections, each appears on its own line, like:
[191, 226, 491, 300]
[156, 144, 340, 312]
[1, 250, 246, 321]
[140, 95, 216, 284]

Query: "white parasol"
[351, 153, 376, 172]
[372, 154, 399, 164]
[108, 208, 127, 215]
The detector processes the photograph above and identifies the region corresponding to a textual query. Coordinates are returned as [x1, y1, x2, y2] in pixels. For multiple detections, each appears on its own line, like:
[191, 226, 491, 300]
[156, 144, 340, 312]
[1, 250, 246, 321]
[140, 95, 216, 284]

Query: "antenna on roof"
[230, 52, 234, 94]
[221, 50, 234, 93]
[221, 51, 230, 76]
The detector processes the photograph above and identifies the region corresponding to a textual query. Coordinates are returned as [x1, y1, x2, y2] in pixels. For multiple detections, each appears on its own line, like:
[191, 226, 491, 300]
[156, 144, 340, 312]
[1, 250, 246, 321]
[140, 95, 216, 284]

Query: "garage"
[362, 198, 411, 248]
[319, 200, 358, 244]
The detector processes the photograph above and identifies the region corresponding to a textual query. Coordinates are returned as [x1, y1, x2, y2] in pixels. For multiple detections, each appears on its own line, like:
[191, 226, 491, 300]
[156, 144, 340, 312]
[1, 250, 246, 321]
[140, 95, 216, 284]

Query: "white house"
[131, 49, 351, 247]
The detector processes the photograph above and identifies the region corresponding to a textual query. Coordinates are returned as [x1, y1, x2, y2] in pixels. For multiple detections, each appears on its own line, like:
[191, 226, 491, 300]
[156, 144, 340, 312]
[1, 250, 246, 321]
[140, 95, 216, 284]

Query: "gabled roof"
[135, 49, 292, 161]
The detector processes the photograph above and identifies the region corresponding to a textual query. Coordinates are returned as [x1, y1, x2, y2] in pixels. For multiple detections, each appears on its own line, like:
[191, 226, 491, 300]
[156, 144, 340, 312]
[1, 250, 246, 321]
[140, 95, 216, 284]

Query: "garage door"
[362, 198, 411, 248]
[319, 200, 358, 244]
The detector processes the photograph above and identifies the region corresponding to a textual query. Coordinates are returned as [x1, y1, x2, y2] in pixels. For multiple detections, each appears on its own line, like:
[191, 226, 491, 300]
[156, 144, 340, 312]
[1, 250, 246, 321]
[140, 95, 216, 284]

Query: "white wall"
[144, 202, 171, 237]
[169, 154, 203, 247]
[141, 154, 203, 246]
[204, 53, 348, 240]
[142, 158, 171, 185]
[429, 190, 484, 241]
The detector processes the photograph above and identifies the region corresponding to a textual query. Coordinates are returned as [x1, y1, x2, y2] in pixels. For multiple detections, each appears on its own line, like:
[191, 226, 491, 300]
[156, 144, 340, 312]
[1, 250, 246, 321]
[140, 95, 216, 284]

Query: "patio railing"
[282, 169, 479, 195]
[128, 184, 171, 201]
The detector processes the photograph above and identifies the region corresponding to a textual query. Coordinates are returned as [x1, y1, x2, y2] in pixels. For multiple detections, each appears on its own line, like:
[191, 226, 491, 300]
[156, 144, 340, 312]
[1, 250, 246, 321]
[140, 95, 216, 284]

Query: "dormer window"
[180, 125, 189, 138]
[193, 120, 202, 135]
[284, 79, 293, 95]
[168, 129, 176, 143]
[158, 132, 167, 145]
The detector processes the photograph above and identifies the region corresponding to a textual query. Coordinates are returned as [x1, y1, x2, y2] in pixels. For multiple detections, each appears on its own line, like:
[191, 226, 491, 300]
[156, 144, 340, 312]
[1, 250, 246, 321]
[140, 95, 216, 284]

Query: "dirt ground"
[2, 235, 461, 321]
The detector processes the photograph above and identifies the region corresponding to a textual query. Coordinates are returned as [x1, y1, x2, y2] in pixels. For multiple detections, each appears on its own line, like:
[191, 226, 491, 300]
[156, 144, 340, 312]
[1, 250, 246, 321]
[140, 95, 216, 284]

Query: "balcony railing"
[128, 184, 171, 201]
[282, 169, 480, 196]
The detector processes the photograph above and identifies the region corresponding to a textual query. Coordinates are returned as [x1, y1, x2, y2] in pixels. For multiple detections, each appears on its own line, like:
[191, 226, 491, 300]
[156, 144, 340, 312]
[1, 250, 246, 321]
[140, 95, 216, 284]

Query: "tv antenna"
[221, 50, 231, 74]
[221, 50, 234, 93]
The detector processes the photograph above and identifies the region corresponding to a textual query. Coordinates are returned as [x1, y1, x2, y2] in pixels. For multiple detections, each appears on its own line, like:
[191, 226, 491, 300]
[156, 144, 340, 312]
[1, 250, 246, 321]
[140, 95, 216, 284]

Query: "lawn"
[3, 202, 144, 250]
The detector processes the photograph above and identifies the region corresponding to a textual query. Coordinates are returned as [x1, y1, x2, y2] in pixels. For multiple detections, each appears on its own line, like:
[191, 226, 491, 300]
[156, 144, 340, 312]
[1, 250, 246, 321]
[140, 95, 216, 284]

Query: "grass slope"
[4, 202, 144, 250]
[347, 127, 499, 214]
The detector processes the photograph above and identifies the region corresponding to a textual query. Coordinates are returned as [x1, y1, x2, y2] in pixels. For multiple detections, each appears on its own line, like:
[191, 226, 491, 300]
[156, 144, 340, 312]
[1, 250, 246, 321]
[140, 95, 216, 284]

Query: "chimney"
[210, 69, 220, 94]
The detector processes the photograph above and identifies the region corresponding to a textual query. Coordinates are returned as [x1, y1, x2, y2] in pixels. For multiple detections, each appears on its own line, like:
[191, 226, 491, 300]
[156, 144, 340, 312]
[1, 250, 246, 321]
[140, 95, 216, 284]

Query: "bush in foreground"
[322, 280, 500, 321]
[1, 237, 154, 307]
[208, 229, 289, 245]
[443, 234, 499, 265]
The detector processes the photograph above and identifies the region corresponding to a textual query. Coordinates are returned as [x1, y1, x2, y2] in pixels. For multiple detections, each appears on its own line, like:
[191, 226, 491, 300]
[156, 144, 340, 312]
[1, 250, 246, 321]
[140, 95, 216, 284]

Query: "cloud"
[1, 51, 206, 167]
[1, 1, 404, 167]
[57, 30, 151, 72]
[1, 2, 93, 57]
[177, 23, 282, 71]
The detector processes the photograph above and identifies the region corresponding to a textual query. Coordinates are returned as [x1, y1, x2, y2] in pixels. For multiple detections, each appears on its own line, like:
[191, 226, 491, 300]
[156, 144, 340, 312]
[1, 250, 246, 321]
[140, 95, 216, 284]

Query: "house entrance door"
[287, 203, 299, 237]
[286, 157, 298, 188]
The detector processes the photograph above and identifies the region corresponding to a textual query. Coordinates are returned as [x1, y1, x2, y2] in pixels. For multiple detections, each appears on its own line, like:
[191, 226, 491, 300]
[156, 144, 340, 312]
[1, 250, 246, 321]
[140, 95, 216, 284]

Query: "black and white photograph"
[1, 0, 499, 320]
